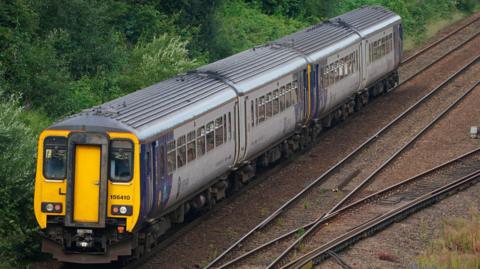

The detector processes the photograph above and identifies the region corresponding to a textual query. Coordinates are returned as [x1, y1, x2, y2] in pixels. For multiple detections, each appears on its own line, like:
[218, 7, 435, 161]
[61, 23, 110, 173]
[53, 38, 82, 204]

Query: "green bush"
[208, 0, 308, 59]
[457, 0, 479, 13]
[0, 96, 43, 267]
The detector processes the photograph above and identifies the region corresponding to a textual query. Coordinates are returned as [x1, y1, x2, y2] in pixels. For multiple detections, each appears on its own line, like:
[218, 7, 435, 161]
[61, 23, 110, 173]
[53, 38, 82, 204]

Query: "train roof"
[49, 73, 237, 140]
[50, 5, 401, 142]
[274, 5, 401, 62]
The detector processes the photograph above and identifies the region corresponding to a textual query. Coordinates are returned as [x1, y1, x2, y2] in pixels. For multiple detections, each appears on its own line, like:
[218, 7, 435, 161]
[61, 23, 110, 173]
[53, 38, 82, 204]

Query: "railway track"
[399, 14, 480, 81]
[204, 34, 480, 268]
[282, 147, 480, 269]
[125, 13, 480, 269]
[273, 80, 480, 269]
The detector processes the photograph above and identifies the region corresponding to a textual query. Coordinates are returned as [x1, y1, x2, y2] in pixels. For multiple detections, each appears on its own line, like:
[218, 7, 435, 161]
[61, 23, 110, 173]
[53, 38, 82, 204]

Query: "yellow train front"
[34, 123, 142, 263]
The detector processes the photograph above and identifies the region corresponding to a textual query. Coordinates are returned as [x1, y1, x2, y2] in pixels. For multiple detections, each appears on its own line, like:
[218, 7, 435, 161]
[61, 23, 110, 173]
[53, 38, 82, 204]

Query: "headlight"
[41, 202, 62, 213]
[111, 205, 132, 216]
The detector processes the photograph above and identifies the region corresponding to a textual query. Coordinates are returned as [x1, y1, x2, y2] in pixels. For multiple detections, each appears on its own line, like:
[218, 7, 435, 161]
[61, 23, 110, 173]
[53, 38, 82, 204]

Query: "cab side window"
[43, 137, 67, 180]
[110, 140, 134, 182]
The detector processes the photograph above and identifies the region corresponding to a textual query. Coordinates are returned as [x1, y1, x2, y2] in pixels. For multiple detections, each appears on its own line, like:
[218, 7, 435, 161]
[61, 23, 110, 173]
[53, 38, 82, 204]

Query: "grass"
[417, 212, 480, 269]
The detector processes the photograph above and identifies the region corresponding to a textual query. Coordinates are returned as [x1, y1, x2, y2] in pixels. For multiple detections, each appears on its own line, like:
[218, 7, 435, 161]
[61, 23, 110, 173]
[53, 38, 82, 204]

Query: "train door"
[65, 133, 108, 228]
[73, 145, 101, 222]
[234, 97, 248, 163]
[360, 39, 369, 89]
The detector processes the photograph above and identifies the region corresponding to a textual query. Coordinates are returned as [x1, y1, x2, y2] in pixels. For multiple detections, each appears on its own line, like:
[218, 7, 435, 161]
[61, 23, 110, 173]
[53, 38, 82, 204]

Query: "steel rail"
[266, 68, 480, 268]
[220, 145, 480, 268]
[399, 31, 479, 84]
[204, 33, 480, 269]
[287, 167, 480, 269]
[401, 15, 480, 64]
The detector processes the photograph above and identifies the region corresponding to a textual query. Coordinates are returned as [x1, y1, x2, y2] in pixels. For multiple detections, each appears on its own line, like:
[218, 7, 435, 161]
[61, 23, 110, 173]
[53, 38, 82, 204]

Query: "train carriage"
[34, 6, 402, 263]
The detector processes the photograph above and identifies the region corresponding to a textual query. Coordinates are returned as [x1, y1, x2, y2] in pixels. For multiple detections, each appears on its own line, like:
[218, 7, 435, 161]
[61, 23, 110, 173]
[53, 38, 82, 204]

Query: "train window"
[251, 100, 255, 126]
[110, 140, 133, 182]
[215, 117, 224, 147]
[228, 112, 232, 140]
[177, 136, 186, 168]
[294, 87, 299, 105]
[167, 140, 176, 175]
[273, 90, 279, 115]
[187, 131, 196, 162]
[287, 83, 295, 105]
[355, 51, 359, 70]
[206, 121, 215, 152]
[266, 93, 273, 118]
[158, 145, 165, 176]
[224, 114, 227, 143]
[382, 37, 387, 55]
[197, 126, 206, 157]
[286, 90, 291, 107]
[279, 88, 285, 111]
[43, 137, 67, 180]
[338, 62, 344, 79]
[258, 96, 266, 122]
[343, 61, 349, 77]
[255, 99, 259, 124]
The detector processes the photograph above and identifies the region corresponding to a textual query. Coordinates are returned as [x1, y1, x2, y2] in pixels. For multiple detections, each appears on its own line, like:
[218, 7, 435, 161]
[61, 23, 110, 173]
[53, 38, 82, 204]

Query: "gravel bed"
[139, 14, 480, 269]
[315, 67, 480, 269]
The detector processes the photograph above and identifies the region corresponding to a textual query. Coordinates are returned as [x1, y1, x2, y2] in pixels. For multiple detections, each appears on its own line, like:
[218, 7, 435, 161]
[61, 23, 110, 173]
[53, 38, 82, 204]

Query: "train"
[34, 5, 402, 263]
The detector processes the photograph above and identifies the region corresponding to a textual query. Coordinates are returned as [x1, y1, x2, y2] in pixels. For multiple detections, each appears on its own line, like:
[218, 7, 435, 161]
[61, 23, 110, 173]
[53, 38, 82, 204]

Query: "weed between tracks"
[417, 209, 480, 269]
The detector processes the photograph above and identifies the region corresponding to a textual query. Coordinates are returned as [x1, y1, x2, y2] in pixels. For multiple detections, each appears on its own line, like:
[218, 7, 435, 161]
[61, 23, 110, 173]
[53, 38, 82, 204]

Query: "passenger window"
[279, 88, 285, 111]
[355, 51, 359, 70]
[167, 140, 176, 175]
[197, 126, 206, 157]
[206, 121, 215, 152]
[215, 117, 224, 147]
[187, 131, 196, 163]
[43, 137, 67, 180]
[223, 115, 227, 143]
[287, 83, 294, 104]
[273, 90, 279, 115]
[251, 100, 255, 126]
[258, 96, 266, 122]
[338, 62, 344, 79]
[292, 88, 298, 105]
[286, 90, 291, 107]
[158, 145, 165, 176]
[177, 136, 186, 168]
[228, 112, 232, 140]
[266, 93, 273, 118]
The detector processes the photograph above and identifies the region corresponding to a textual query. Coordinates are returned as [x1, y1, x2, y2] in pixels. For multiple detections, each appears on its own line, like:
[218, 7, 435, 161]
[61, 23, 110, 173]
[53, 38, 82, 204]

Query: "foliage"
[417, 213, 480, 269]
[208, 0, 308, 59]
[0, 96, 43, 267]
[116, 34, 202, 93]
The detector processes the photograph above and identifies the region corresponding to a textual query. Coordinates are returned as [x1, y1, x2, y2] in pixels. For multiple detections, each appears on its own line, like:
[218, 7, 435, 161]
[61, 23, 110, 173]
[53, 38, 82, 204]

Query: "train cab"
[34, 127, 141, 263]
